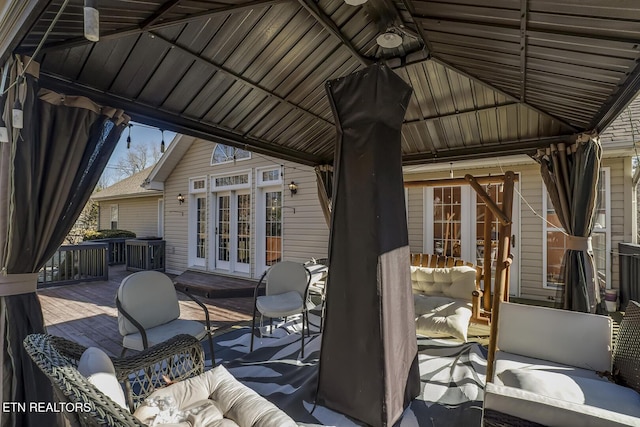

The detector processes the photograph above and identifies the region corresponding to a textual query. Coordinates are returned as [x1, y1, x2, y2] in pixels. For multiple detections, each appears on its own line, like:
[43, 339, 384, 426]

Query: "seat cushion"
[134, 365, 297, 427]
[77, 347, 128, 409]
[494, 351, 607, 384]
[413, 295, 472, 342]
[122, 319, 207, 351]
[498, 369, 640, 418]
[256, 291, 304, 318]
[118, 271, 181, 336]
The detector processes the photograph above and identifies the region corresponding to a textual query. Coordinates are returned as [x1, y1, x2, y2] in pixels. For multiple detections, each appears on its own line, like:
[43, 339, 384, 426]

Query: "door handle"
[511, 234, 516, 248]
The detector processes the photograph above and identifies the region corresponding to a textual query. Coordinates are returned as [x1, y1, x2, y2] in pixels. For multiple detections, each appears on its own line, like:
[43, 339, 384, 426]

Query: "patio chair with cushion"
[116, 271, 214, 362]
[250, 261, 311, 357]
[23, 333, 205, 427]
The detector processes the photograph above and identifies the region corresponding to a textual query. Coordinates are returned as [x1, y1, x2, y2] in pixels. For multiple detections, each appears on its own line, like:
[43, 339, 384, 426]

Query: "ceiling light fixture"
[376, 31, 403, 49]
[344, 0, 367, 6]
[84, 0, 100, 42]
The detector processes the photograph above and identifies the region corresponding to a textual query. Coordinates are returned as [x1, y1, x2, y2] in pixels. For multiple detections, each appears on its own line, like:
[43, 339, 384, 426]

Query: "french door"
[213, 191, 251, 273]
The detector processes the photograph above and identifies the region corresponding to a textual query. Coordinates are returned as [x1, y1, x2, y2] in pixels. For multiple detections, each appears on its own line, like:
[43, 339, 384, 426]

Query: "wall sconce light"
[177, 193, 185, 204]
[289, 181, 298, 197]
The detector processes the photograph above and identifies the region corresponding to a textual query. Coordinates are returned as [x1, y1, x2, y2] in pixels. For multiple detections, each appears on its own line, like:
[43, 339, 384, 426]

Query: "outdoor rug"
[207, 317, 487, 427]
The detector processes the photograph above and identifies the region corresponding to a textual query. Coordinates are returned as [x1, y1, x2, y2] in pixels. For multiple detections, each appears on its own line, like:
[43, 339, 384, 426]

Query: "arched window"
[211, 144, 251, 165]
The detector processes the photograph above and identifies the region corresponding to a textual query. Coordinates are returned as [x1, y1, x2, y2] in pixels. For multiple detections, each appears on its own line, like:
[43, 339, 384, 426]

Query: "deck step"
[174, 270, 262, 299]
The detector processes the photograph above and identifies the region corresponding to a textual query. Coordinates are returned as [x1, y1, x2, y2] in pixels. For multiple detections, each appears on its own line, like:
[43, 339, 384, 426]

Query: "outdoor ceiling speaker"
[344, 0, 367, 5]
[376, 31, 403, 49]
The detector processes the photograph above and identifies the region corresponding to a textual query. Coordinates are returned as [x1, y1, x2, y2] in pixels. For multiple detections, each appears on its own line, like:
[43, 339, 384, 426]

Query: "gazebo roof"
[2, 0, 640, 166]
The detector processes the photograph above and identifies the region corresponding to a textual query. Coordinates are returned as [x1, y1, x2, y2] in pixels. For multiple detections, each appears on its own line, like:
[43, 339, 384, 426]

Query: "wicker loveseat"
[483, 301, 640, 427]
[24, 333, 204, 427]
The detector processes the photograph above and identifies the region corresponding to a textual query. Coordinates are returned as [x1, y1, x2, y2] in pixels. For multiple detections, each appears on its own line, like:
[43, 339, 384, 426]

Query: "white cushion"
[78, 347, 128, 409]
[494, 351, 606, 384]
[136, 365, 297, 427]
[411, 266, 476, 300]
[256, 291, 304, 318]
[497, 302, 612, 372]
[441, 266, 477, 301]
[122, 318, 207, 352]
[413, 295, 472, 342]
[498, 369, 640, 418]
[484, 383, 640, 427]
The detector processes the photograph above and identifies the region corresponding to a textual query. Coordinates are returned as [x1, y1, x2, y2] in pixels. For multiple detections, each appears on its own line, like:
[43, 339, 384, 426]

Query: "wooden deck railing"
[126, 239, 165, 272]
[38, 243, 108, 287]
[87, 238, 127, 265]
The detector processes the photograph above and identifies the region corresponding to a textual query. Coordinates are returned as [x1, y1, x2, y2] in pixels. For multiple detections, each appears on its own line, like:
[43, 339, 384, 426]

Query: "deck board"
[39, 266, 254, 357]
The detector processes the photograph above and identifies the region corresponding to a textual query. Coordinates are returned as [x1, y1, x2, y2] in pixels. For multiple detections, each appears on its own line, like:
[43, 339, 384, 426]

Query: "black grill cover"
[316, 64, 420, 427]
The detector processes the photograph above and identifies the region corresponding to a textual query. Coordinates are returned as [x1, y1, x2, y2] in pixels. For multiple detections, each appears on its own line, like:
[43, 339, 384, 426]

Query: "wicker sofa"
[483, 301, 640, 427]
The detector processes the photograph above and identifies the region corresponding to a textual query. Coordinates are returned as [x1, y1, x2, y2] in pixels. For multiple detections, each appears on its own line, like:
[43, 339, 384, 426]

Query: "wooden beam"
[483, 204, 493, 313]
[404, 174, 519, 188]
[486, 171, 515, 383]
[466, 175, 511, 226]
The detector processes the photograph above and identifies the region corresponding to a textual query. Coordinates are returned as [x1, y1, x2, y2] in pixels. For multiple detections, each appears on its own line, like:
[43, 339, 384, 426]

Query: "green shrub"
[83, 229, 136, 241]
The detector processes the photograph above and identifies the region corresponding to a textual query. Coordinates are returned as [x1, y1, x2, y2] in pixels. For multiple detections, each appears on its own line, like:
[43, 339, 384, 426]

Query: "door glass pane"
[217, 195, 230, 262]
[196, 196, 207, 259]
[432, 186, 462, 257]
[265, 191, 282, 266]
[237, 194, 251, 264]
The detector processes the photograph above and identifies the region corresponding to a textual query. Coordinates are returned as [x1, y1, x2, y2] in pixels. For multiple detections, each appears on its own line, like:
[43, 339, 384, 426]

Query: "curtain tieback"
[0, 273, 38, 296]
[566, 235, 592, 252]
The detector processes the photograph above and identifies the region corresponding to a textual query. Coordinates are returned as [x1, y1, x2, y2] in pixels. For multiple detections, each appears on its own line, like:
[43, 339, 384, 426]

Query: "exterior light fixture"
[177, 193, 185, 204]
[160, 129, 165, 153]
[126, 124, 132, 149]
[344, 0, 367, 5]
[84, 0, 100, 42]
[376, 31, 403, 49]
[289, 181, 298, 196]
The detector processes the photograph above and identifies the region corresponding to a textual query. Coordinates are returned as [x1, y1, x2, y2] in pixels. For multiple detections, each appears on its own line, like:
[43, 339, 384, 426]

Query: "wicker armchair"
[23, 333, 205, 427]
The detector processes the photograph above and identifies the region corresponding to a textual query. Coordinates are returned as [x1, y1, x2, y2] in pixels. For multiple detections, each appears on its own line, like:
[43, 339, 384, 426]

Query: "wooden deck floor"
[39, 266, 254, 357]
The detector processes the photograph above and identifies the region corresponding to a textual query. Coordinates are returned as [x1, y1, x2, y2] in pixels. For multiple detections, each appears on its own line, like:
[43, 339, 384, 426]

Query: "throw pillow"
[78, 347, 128, 410]
[442, 266, 477, 301]
[413, 295, 472, 342]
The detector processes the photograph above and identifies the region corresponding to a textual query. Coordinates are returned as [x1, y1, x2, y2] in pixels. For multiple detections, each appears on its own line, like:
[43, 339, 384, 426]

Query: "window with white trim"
[211, 144, 251, 165]
[257, 167, 282, 186]
[211, 171, 251, 191]
[543, 168, 610, 288]
[110, 204, 118, 230]
[190, 178, 207, 193]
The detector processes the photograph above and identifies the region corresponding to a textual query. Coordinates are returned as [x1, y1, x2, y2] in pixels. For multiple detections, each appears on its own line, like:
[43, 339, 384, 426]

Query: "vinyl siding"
[97, 196, 162, 237]
[163, 139, 329, 277]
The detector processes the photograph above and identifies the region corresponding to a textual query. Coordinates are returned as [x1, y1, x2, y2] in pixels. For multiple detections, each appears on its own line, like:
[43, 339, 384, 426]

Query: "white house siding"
[163, 138, 329, 277]
[97, 196, 162, 237]
[403, 155, 632, 302]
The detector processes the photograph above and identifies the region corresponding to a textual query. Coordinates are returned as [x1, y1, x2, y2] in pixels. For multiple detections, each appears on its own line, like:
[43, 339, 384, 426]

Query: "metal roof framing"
[4, 0, 640, 166]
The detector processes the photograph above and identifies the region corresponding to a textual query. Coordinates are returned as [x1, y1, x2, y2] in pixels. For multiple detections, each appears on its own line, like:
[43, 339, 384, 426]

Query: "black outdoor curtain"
[317, 64, 420, 427]
[0, 56, 128, 427]
[534, 136, 603, 313]
[314, 164, 333, 227]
